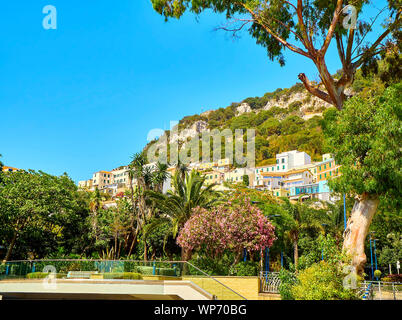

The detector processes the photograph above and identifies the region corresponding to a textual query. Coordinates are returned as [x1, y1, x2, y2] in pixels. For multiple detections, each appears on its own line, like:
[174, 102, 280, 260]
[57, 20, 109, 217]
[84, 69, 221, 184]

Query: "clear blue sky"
[0, 1, 387, 182]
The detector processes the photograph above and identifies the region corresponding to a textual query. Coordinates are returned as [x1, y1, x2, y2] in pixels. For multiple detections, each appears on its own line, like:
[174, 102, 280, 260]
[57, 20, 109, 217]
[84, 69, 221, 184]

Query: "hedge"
[26, 272, 67, 279]
[103, 272, 142, 280]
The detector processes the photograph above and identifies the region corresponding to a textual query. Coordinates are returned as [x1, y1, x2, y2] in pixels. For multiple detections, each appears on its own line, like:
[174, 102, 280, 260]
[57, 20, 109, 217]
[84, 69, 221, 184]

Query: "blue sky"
[0, 1, 388, 182]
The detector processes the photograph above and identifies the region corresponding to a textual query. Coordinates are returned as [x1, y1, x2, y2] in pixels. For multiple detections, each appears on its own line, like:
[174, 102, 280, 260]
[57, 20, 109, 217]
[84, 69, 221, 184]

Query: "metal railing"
[360, 280, 401, 300]
[0, 259, 246, 300]
[259, 271, 281, 293]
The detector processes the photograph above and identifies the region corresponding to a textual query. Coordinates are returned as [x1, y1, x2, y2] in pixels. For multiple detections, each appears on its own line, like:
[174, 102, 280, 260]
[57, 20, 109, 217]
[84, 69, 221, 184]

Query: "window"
[329, 163, 332, 168]
[324, 164, 327, 169]
[324, 173, 327, 178]
[277, 166, 279, 170]
[319, 174, 322, 180]
[319, 166, 321, 170]
[282, 165, 285, 169]
[276, 159, 279, 164]
[330, 171, 332, 176]
[282, 158, 285, 163]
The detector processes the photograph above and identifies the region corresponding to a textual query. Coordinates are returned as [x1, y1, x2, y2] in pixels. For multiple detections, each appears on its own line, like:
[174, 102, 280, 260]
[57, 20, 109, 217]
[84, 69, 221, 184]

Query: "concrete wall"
[183, 276, 280, 300]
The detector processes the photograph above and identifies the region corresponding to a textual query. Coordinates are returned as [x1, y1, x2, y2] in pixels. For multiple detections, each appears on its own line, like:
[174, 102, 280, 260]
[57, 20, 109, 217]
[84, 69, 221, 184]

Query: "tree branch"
[297, 73, 333, 105]
[240, 2, 311, 59]
[320, 0, 343, 55]
[297, 0, 315, 53]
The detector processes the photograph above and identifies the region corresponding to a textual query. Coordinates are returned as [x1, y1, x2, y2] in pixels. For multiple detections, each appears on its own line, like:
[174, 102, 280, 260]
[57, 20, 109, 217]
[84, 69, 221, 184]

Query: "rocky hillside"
[144, 82, 336, 166]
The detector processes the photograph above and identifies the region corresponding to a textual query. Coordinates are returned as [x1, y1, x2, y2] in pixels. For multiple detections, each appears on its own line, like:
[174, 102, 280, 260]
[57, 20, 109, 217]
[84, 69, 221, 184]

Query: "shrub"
[135, 266, 176, 276]
[0, 264, 6, 274]
[374, 270, 382, 279]
[382, 274, 402, 283]
[136, 266, 155, 275]
[278, 268, 297, 300]
[26, 272, 66, 279]
[103, 272, 142, 280]
[229, 261, 259, 276]
[158, 268, 177, 277]
[189, 255, 232, 276]
[291, 262, 359, 300]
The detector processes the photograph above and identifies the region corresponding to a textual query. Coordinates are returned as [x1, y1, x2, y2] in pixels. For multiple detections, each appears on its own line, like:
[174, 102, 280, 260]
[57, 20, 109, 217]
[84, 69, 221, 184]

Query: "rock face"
[169, 120, 209, 144]
[236, 103, 252, 115]
[263, 91, 331, 114]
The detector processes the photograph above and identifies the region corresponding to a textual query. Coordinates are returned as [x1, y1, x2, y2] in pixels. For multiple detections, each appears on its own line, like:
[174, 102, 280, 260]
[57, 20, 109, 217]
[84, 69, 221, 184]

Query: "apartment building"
[197, 158, 230, 172]
[203, 170, 224, 185]
[224, 168, 254, 184]
[253, 150, 312, 188]
[313, 154, 341, 182]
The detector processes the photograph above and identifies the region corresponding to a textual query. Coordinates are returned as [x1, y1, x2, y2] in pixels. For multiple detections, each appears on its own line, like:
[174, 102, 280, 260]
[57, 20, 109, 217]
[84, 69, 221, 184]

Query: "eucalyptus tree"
[150, 0, 401, 273]
[324, 84, 401, 274]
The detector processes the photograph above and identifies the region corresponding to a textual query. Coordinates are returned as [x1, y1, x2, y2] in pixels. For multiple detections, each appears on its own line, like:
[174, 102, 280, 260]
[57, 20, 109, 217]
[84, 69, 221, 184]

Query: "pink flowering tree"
[177, 198, 276, 263]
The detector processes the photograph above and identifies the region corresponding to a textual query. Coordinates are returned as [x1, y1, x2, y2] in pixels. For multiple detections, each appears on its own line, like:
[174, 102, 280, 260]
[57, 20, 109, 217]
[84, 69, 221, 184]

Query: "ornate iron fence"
[259, 271, 281, 293]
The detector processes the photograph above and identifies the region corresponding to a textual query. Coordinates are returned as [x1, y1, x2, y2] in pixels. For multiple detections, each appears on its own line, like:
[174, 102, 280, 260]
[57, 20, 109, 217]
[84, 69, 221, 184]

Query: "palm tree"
[175, 159, 189, 181]
[323, 201, 345, 246]
[146, 170, 221, 260]
[89, 188, 111, 242]
[281, 198, 324, 271]
[152, 162, 169, 192]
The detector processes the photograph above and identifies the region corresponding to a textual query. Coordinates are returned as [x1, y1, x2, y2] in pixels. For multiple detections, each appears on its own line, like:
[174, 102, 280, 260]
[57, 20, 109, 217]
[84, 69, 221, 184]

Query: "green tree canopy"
[324, 83, 402, 199]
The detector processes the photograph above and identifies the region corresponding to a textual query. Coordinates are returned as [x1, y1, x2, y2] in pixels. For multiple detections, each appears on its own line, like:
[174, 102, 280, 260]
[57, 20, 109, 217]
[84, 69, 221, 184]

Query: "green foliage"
[26, 272, 66, 279]
[374, 270, 382, 279]
[291, 261, 359, 300]
[378, 233, 402, 268]
[189, 254, 234, 276]
[103, 272, 142, 280]
[0, 170, 91, 260]
[382, 274, 402, 283]
[229, 261, 259, 276]
[278, 268, 297, 300]
[242, 174, 250, 186]
[135, 266, 176, 276]
[325, 84, 402, 198]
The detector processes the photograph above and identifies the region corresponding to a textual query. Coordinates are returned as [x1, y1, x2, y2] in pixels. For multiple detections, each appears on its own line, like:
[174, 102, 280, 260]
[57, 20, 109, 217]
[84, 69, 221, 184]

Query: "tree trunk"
[3, 231, 18, 263]
[343, 193, 380, 275]
[144, 241, 148, 261]
[293, 240, 299, 271]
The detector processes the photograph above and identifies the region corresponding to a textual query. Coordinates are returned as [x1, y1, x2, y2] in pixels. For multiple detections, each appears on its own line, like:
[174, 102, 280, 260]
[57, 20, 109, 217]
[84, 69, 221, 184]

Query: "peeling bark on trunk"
[343, 193, 380, 275]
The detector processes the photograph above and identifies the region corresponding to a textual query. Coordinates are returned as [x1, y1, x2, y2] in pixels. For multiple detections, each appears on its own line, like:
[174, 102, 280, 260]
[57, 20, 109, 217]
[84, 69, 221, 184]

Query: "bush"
[158, 268, 177, 276]
[374, 270, 382, 279]
[229, 261, 259, 276]
[278, 268, 297, 300]
[291, 262, 359, 300]
[189, 255, 232, 276]
[26, 272, 66, 279]
[382, 274, 402, 283]
[103, 272, 142, 280]
[136, 266, 155, 275]
[135, 266, 177, 276]
[0, 264, 6, 275]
